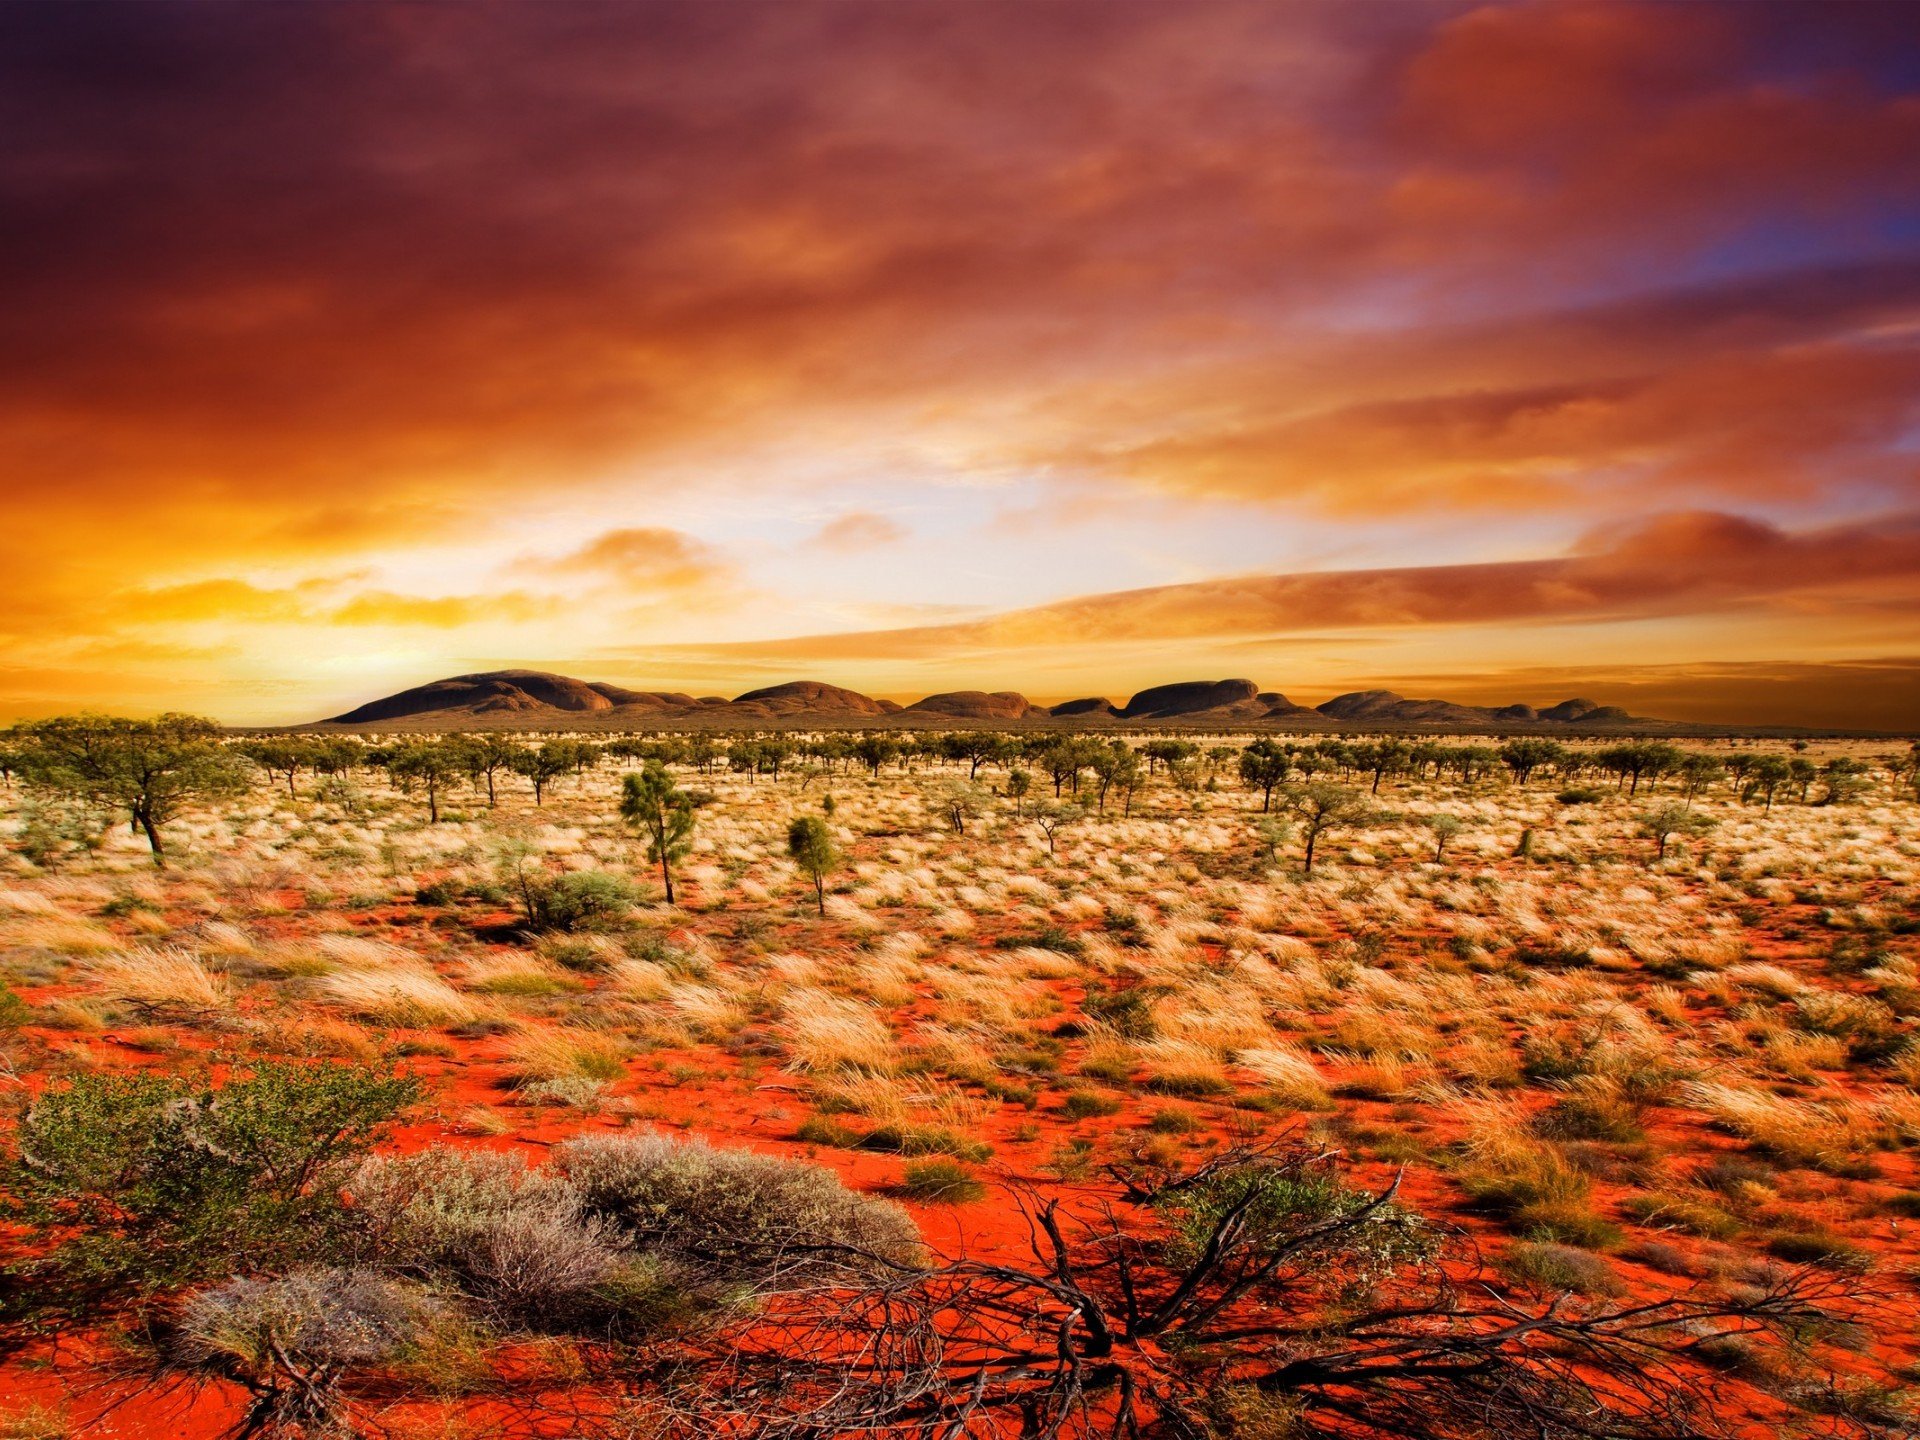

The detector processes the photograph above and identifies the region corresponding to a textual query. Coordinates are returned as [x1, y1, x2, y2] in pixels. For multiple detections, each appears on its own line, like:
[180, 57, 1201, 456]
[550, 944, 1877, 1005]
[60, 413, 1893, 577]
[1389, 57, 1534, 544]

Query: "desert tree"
[459, 734, 524, 807]
[1742, 755, 1791, 813]
[1090, 742, 1142, 815]
[238, 738, 316, 800]
[511, 742, 575, 806]
[1676, 753, 1724, 805]
[1005, 768, 1032, 817]
[1820, 756, 1871, 805]
[390, 740, 463, 823]
[787, 814, 838, 916]
[1497, 738, 1564, 787]
[854, 735, 899, 778]
[1030, 800, 1083, 857]
[1426, 812, 1465, 862]
[931, 779, 988, 835]
[1637, 803, 1716, 863]
[621, 761, 698, 906]
[1238, 739, 1291, 812]
[16, 713, 249, 866]
[1277, 780, 1368, 875]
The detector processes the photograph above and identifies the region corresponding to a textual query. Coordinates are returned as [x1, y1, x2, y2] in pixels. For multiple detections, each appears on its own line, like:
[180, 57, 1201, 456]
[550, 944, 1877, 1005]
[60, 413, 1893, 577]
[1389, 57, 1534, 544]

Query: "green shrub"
[557, 1132, 924, 1286]
[169, 1268, 445, 1434]
[898, 1159, 985, 1204]
[1082, 985, 1157, 1038]
[4, 1063, 416, 1316]
[1060, 1090, 1123, 1120]
[0, 984, 29, 1032]
[857, 1124, 993, 1161]
[1495, 1241, 1624, 1296]
[414, 877, 463, 907]
[522, 872, 637, 933]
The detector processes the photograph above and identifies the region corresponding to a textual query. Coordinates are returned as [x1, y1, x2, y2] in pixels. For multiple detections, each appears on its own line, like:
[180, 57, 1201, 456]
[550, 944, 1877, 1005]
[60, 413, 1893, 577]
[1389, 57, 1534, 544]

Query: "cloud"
[0, 3, 1914, 719]
[647, 509, 1920, 663]
[512, 528, 737, 594]
[807, 511, 907, 551]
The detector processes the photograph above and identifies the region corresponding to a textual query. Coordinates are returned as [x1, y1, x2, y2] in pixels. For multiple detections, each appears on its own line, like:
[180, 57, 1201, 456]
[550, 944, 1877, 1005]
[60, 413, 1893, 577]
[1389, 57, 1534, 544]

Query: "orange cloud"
[646, 510, 1920, 663]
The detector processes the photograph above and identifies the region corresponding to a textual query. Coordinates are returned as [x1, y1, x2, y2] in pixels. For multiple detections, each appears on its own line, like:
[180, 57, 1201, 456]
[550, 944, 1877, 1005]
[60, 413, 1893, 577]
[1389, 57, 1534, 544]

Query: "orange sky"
[2, 1, 1917, 728]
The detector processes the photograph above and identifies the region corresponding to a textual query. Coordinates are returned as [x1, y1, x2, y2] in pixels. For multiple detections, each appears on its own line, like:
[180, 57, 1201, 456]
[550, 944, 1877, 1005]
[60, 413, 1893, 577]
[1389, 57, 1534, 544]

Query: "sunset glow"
[3, 1, 1918, 726]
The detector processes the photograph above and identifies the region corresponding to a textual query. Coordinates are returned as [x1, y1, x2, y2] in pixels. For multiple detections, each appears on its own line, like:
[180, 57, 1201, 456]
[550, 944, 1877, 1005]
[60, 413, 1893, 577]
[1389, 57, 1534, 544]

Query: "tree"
[238, 738, 315, 800]
[1005, 769, 1031, 817]
[1030, 801, 1082, 857]
[511, 742, 575, 806]
[1426, 812, 1464, 862]
[1676, 753, 1724, 805]
[1819, 756, 1870, 805]
[787, 815, 838, 916]
[1638, 803, 1716, 862]
[1743, 755, 1791, 813]
[853, 735, 898, 778]
[460, 734, 524, 807]
[17, 714, 249, 866]
[620, 762, 697, 906]
[1277, 781, 1368, 875]
[1089, 742, 1141, 815]
[1238, 739, 1291, 812]
[390, 741, 463, 823]
[1497, 738, 1563, 786]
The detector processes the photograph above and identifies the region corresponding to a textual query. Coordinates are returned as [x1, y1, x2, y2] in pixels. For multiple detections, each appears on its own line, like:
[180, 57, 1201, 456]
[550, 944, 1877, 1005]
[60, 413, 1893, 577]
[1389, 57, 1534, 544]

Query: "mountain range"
[311, 670, 1657, 732]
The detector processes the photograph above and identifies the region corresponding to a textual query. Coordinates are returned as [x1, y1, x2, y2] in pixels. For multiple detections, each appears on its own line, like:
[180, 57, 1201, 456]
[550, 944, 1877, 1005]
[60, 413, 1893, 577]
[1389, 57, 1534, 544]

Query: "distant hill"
[310, 669, 1688, 733]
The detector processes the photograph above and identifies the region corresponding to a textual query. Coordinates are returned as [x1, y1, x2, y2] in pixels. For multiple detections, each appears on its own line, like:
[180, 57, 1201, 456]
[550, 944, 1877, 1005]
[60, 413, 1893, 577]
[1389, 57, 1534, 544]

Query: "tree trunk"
[1303, 829, 1317, 875]
[661, 855, 675, 906]
[137, 809, 166, 868]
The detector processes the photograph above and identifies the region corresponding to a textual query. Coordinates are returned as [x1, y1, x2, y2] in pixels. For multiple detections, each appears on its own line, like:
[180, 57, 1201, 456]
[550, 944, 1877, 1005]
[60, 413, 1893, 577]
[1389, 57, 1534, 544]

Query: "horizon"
[3, 2, 1919, 728]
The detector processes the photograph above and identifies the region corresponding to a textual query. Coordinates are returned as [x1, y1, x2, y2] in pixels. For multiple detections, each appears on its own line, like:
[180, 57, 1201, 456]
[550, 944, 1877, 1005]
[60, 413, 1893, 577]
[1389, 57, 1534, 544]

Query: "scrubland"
[0, 731, 1917, 1439]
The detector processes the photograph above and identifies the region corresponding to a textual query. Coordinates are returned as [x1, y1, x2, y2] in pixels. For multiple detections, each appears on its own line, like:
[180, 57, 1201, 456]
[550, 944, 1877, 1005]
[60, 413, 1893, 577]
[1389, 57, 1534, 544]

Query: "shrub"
[170, 1268, 444, 1435]
[898, 1159, 986, 1204]
[4, 1063, 416, 1313]
[1157, 1158, 1436, 1278]
[523, 872, 637, 933]
[1082, 985, 1157, 1038]
[556, 1132, 924, 1285]
[0, 984, 28, 1032]
[1060, 1090, 1123, 1120]
[1495, 1241, 1624, 1297]
[857, 1123, 993, 1161]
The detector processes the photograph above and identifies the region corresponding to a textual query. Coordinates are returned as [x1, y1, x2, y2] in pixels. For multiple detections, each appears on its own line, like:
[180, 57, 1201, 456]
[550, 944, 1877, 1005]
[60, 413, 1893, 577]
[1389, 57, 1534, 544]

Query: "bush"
[170, 1268, 444, 1434]
[898, 1159, 985, 1204]
[1061, 1090, 1124, 1120]
[4, 1063, 416, 1314]
[346, 1150, 635, 1329]
[556, 1132, 924, 1286]
[0, 984, 28, 1032]
[1495, 1241, 1623, 1296]
[523, 872, 637, 933]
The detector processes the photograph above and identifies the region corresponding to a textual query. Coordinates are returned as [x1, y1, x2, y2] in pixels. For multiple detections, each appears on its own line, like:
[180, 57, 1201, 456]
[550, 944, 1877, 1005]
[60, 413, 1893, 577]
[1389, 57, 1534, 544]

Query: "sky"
[2, 0, 1918, 729]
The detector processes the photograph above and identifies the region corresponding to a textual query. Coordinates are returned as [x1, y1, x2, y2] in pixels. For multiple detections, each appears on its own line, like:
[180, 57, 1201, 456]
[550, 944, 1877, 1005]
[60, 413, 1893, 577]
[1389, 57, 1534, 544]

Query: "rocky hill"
[312, 670, 1676, 733]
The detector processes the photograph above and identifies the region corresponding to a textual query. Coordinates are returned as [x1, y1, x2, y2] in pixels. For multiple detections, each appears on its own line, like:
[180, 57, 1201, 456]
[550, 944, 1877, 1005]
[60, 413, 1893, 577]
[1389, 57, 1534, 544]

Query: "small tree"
[1005, 768, 1031, 817]
[390, 740, 463, 823]
[787, 815, 838, 916]
[1278, 781, 1368, 876]
[511, 742, 574, 806]
[1031, 801, 1082, 857]
[460, 734, 524, 807]
[17, 713, 249, 866]
[1638, 803, 1716, 862]
[620, 762, 697, 906]
[1238, 739, 1290, 812]
[1426, 812, 1464, 862]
